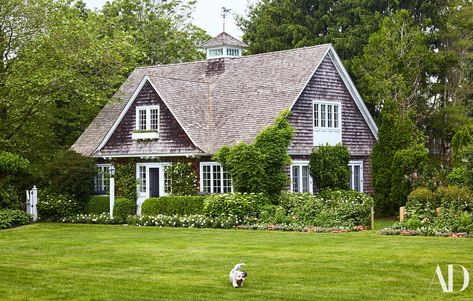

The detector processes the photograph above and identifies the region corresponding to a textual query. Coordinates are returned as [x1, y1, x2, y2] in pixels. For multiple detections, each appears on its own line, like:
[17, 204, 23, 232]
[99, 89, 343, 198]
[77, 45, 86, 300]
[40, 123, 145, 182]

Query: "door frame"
[136, 162, 171, 214]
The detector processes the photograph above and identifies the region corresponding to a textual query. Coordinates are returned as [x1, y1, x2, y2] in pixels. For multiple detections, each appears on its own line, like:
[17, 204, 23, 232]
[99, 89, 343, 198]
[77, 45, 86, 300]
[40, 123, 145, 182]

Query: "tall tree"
[352, 10, 435, 121]
[238, 0, 449, 71]
[101, 0, 210, 65]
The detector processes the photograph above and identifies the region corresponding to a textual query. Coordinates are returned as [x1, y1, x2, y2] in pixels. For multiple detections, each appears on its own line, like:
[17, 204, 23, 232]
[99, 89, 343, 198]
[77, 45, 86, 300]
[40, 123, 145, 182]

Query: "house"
[72, 32, 378, 213]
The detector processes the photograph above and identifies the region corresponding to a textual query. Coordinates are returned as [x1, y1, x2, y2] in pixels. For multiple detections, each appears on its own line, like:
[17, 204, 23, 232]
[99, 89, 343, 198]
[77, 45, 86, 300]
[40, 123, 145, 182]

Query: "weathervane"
[221, 7, 231, 32]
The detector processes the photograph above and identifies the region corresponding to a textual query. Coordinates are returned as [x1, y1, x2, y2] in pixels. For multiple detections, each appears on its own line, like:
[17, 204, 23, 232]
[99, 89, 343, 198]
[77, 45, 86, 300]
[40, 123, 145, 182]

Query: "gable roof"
[72, 44, 378, 157]
[200, 32, 248, 48]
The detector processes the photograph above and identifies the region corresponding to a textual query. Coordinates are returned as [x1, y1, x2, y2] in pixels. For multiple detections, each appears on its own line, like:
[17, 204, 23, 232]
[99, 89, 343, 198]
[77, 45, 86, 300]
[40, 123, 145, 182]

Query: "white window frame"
[94, 164, 111, 194]
[313, 100, 342, 146]
[135, 105, 160, 131]
[199, 162, 233, 193]
[290, 161, 313, 194]
[348, 161, 363, 192]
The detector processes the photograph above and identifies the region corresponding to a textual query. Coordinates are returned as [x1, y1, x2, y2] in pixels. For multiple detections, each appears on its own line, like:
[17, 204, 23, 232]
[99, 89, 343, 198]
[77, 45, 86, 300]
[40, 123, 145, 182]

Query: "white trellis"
[26, 186, 38, 221]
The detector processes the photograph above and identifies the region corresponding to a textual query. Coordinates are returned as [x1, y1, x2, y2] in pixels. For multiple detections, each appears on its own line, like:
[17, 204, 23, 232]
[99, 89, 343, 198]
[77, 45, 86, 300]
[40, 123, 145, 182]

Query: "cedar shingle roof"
[200, 32, 248, 48]
[72, 44, 333, 156]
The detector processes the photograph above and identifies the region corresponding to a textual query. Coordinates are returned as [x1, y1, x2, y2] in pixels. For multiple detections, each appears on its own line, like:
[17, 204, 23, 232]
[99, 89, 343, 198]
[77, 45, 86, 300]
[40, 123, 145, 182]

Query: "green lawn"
[1, 224, 472, 301]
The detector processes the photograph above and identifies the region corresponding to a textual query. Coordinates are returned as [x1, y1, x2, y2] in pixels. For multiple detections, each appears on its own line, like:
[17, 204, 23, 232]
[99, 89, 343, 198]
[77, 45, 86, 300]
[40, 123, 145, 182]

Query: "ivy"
[115, 162, 138, 202]
[165, 162, 197, 196]
[214, 110, 294, 198]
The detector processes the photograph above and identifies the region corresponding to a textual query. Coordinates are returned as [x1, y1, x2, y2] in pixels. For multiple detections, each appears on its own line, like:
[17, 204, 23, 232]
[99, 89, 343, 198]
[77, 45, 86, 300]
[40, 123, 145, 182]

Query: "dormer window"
[208, 48, 224, 58]
[132, 105, 160, 140]
[226, 48, 240, 56]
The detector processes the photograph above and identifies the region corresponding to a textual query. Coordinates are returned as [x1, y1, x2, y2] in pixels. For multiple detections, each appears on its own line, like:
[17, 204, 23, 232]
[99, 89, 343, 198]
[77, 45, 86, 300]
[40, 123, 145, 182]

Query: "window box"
[132, 130, 160, 141]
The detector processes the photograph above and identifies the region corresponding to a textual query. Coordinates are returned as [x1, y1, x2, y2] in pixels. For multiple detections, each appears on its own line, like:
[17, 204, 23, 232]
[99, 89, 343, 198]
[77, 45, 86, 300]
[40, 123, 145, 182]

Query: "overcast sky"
[83, 0, 255, 39]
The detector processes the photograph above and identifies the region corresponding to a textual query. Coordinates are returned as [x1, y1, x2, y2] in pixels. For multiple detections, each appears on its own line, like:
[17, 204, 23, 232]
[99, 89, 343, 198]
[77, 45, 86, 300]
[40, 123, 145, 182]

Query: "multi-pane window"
[136, 105, 160, 131]
[94, 164, 110, 194]
[314, 102, 340, 129]
[226, 48, 240, 56]
[348, 161, 363, 192]
[138, 166, 147, 193]
[200, 162, 232, 193]
[208, 48, 224, 57]
[291, 163, 312, 193]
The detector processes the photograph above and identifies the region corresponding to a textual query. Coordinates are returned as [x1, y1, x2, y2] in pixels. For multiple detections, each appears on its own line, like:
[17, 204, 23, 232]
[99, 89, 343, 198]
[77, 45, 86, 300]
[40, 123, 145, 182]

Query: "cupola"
[200, 32, 248, 59]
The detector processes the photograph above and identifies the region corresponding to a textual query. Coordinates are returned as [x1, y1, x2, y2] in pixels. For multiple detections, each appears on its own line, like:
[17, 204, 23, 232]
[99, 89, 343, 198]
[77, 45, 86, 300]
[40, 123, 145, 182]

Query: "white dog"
[229, 263, 247, 288]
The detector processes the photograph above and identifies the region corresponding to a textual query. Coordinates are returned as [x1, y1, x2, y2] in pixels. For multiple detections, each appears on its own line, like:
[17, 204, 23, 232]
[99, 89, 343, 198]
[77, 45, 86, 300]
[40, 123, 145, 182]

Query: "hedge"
[0, 209, 33, 229]
[85, 195, 135, 220]
[141, 196, 207, 216]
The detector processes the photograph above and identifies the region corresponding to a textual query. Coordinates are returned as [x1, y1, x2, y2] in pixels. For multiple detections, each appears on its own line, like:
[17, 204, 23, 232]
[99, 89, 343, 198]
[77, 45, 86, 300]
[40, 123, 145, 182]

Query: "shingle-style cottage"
[72, 32, 378, 213]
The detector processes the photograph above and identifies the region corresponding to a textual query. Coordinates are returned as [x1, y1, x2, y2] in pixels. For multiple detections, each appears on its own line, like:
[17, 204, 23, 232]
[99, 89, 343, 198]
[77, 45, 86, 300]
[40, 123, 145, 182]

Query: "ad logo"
[433, 264, 470, 293]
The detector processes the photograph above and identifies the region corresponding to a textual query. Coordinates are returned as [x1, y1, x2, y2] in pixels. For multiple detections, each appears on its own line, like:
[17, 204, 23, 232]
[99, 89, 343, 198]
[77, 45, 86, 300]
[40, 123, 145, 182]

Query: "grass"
[1, 224, 472, 301]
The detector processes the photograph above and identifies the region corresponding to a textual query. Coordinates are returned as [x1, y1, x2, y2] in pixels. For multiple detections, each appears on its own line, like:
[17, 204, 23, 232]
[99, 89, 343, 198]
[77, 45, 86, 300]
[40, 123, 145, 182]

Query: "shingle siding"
[288, 55, 376, 193]
[99, 82, 202, 155]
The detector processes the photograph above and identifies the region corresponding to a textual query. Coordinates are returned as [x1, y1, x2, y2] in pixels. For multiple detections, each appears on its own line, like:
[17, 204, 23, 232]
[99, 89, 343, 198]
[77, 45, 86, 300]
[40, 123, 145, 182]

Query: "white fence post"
[26, 186, 38, 221]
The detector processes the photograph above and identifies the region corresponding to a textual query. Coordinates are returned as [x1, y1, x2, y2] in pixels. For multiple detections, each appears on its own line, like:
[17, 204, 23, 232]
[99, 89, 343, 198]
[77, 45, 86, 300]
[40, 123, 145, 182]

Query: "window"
[348, 161, 363, 192]
[135, 105, 159, 131]
[138, 165, 147, 193]
[94, 164, 110, 194]
[313, 101, 342, 145]
[314, 102, 340, 129]
[290, 162, 312, 193]
[133, 105, 160, 140]
[200, 162, 232, 193]
[208, 48, 223, 57]
[226, 48, 240, 56]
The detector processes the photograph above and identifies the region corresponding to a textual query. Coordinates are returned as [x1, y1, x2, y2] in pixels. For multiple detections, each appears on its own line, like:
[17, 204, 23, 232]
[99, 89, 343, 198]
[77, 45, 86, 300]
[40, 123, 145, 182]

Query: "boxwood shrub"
[142, 196, 207, 216]
[114, 197, 136, 221]
[85, 195, 109, 214]
[84, 196, 135, 220]
[0, 209, 33, 229]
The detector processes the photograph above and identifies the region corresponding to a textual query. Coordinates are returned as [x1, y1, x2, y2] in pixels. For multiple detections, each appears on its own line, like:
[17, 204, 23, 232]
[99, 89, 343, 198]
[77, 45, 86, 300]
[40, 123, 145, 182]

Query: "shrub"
[84, 195, 109, 214]
[42, 150, 95, 201]
[0, 209, 33, 229]
[259, 204, 292, 224]
[0, 151, 29, 177]
[0, 184, 22, 210]
[141, 196, 206, 216]
[113, 197, 135, 221]
[203, 193, 269, 219]
[37, 191, 82, 221]
[165, 163, 197, 195]
[435, 186, 473, 212]
[276, 191, 374, 228]
[317, 190, 374, 227]
[84, 196, 135, 221]
[309, 144, 350, 190]
[405, 187, 436, 220]
[389, 143, 428, 207]
[214, 110, 293, 197]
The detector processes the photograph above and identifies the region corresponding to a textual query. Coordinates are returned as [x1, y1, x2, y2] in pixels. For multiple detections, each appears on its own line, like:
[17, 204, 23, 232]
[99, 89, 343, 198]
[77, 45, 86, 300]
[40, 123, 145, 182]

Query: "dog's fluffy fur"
[229, 263, 247, 288]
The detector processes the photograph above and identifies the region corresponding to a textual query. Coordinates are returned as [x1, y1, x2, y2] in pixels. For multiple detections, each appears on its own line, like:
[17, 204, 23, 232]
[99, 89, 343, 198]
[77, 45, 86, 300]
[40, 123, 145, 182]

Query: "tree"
[309, 144, 350, 190]
[214, 110, 294, 198]
[239, 0, 449, 72]
[352, 10, 435, 121]
[101, 0, 210, 65]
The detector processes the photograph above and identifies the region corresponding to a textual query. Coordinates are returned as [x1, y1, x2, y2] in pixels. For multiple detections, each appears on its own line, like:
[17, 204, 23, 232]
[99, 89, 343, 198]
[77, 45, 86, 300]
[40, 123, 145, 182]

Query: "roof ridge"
[148, 75, 208, 84]
[135, 60, 206, 70]
[236, 44, 332, 60]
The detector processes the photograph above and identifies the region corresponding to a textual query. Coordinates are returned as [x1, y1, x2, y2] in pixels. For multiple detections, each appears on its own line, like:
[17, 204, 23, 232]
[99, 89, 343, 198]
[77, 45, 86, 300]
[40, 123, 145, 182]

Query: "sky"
[83, 0, 256, 39]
